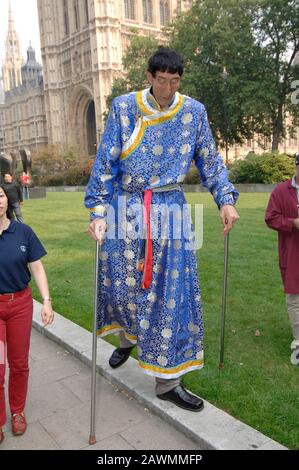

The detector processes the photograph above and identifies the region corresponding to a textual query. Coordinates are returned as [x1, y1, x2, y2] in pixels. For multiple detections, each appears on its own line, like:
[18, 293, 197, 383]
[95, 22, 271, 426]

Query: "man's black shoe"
[157, 385, 204, 412]
[109, 346, 135, 369]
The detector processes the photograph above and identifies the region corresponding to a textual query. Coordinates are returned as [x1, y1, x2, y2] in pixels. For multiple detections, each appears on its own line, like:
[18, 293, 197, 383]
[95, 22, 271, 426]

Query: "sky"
[0, 0, 41, 67]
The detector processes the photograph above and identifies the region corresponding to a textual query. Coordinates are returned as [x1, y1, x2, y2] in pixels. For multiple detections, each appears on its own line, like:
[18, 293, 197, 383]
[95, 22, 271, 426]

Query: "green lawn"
[23, 191, 299, 449]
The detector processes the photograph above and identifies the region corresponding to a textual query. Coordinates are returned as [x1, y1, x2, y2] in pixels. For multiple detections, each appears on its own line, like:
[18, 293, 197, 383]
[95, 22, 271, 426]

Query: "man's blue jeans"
[11, 203, 24, 223]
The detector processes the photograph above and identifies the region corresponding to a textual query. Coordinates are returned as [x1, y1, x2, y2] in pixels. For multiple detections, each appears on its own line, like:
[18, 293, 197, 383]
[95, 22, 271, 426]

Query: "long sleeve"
[265, 188, 295, 232]
[84, 99, 122, 220]
[194, 104, 238, 208]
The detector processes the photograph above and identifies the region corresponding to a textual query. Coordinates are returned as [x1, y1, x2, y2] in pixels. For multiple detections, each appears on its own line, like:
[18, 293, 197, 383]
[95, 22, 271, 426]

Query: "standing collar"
[147, 87, 176, 111]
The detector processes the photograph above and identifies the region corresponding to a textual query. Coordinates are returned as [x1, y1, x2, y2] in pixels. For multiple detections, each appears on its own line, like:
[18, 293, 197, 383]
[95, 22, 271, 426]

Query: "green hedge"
[39, 159, 93, 186]
[37, 152, 295, 187]
[38, 161, 202, 186]
[229, 152, 295, 184]
[183, 166, 201, 184]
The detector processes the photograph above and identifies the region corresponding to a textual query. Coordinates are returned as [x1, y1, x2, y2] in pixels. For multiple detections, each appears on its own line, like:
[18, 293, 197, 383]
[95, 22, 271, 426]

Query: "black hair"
[0, 184, 13, 220]
[147, 47, 184, 77]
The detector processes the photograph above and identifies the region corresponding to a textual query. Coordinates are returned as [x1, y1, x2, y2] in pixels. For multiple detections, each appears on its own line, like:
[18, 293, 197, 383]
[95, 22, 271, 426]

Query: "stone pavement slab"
[29, 301, 287, 450]
[1, 300, 287, 450]
[1, 328, 199, 450]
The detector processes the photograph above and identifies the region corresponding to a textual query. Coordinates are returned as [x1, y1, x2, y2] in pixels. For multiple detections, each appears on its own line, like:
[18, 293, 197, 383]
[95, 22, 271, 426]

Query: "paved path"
[1, 329, 200, 450]
[1, 301, 287, 450]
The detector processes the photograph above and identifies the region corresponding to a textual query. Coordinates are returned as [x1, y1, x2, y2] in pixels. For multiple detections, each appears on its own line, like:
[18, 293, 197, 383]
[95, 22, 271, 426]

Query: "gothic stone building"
[2, 1, 296, 161]
[36, 0, 191, 157]
[3, 46, 48, 155]
[1, 3, 48, 155]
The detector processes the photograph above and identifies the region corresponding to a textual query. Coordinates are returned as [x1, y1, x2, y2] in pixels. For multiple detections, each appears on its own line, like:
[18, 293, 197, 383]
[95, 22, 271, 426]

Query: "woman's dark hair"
[0, 184, 13, 220]
[147, 47, 184, 77]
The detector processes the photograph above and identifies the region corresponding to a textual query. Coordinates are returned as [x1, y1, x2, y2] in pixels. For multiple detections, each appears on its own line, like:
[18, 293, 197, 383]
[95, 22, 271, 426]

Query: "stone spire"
[21, 44, 42, 86]
[2, 0, 24, 92]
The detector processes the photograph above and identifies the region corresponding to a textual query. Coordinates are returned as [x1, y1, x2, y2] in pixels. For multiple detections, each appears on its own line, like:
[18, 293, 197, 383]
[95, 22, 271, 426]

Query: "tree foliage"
[168, 0, 299, 151]
[105, 2, 299, 152]
[106, 35, 159, 110]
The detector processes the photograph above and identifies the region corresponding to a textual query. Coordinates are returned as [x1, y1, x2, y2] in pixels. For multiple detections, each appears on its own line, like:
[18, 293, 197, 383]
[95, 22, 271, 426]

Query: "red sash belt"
[140, 189, 153, 289]
[138, 184, 181, 289]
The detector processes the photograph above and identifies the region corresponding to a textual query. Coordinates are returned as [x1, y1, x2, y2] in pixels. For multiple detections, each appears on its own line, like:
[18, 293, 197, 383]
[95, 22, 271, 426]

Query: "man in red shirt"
[265, 154, 299, 365]
[19, 172, 30, 200]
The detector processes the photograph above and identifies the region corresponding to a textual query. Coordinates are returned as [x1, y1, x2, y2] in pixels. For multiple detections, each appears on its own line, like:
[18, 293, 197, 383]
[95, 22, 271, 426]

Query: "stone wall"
[29, 187, 47, 199]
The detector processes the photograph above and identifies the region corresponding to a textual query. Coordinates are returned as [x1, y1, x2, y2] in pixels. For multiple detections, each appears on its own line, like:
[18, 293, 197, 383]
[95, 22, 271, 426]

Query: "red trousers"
[0, 287, 33, 427]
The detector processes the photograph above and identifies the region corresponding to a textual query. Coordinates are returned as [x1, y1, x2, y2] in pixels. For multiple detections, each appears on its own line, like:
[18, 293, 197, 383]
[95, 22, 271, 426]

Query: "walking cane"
[89, 241, 101, 445]
[219, 233, 229, 370]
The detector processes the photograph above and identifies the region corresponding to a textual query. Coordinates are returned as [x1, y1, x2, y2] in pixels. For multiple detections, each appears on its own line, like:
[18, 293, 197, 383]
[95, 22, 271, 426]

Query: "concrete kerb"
[32, 300, 287, 451]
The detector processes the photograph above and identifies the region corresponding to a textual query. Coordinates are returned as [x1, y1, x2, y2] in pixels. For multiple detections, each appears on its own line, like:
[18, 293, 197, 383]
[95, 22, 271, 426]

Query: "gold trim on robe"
[120, 90, 185, 161]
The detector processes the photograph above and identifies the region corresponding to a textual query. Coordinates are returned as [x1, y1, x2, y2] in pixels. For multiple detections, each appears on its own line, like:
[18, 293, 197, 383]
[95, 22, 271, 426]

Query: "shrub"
[31, 145, 93, 186]
[40, 174, 65, 186]
[260, 153, 295, 184]
[32, 145, 65, 178]
[39, 161, 93, 187]
[32, 145, 81, 181]
[62, 146, 78, 170]
[229, 153, 265, 183]
[64, 166, 89, 186]
[184, 166, 201, 184]
[82, 159, 94, 178]
[229, 152, 294, 184]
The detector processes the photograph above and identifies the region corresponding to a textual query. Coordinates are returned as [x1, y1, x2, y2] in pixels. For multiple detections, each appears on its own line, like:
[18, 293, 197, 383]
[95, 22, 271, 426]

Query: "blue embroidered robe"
[85, 89, 238, 379]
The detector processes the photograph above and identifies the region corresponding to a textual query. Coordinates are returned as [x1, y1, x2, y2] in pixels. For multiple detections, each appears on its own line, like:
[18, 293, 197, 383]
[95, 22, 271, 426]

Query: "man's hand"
[293, 218, 299, 230]
[87, 218, 107, 244]
[219, 205, 240, 235]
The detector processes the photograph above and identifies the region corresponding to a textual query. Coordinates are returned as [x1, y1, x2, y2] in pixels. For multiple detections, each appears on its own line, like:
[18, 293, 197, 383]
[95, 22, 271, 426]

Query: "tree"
[252, 0, 299, 150]
[167, 0, 299, 152]
[106, 35, 159, 110]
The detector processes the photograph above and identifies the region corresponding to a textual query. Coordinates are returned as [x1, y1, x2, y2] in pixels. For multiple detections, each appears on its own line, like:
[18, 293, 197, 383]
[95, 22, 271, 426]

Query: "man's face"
[147, 70, 181, 108]
[4, 174, 12, 183]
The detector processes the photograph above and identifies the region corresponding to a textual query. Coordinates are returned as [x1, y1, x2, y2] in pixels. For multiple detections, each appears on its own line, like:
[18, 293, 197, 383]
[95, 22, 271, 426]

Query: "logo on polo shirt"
[20, 245, 27, 253]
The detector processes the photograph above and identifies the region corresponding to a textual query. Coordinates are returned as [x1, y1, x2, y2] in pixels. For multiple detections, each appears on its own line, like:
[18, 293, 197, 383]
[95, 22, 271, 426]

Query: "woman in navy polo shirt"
[0, 185, 54, 444]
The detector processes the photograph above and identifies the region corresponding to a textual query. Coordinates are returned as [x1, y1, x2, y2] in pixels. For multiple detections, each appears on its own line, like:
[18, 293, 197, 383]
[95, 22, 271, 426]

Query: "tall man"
[265, 153, 299, 365]
[85, 48, 239, 411]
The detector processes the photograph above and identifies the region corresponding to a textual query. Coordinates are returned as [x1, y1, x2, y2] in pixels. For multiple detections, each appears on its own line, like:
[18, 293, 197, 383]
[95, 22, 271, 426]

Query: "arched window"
[160, 0, 170, 26]
[63, 0, 69, 36]
[124, 0, 136, 20]
[143, 0, 153, 23]
[74, 0, 80, 31]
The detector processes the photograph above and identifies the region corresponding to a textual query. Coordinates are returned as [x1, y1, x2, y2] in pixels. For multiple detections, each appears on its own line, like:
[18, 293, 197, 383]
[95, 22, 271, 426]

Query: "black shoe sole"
[109, 357, 130, 369]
